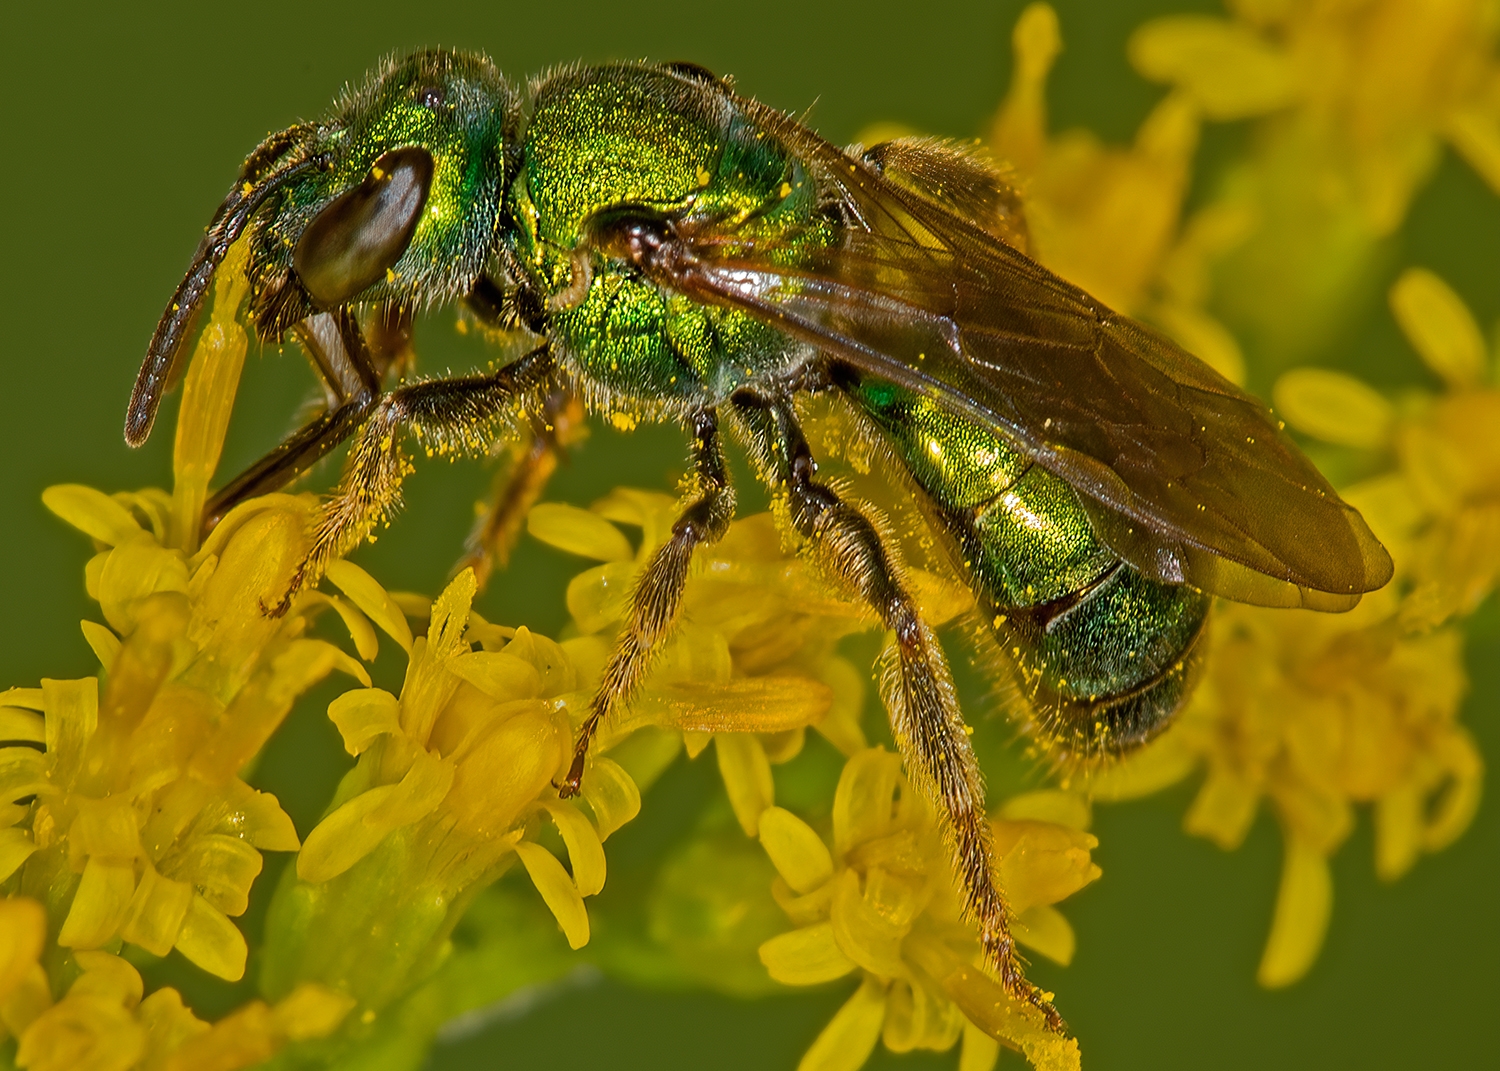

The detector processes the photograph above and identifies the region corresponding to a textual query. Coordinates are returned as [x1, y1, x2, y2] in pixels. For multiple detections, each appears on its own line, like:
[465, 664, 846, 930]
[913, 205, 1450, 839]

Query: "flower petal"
[538, 799, 607, 897]
[325, 560, 413, 653]
[515, 840, 590, 949]
[759, 806, 835, 894]
[1389, 267, 1487, 389]
[759, 922, 858, 985]
[795, 975, 886, 1071]
[579, 756, 641, 841]
[174, 894, 248, 982]
[715, 734, 774, 836]
[1256, 836, 1331, 988]
[527, 502, 634, 561]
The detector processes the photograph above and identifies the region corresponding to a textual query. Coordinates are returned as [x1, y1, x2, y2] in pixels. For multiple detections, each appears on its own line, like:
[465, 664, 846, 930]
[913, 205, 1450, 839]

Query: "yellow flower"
[1090, 265, 1490, 987]
[757, 749, 1095, 1071]
[0, 239, 364, 1069]
[263, 564, 620, 1009]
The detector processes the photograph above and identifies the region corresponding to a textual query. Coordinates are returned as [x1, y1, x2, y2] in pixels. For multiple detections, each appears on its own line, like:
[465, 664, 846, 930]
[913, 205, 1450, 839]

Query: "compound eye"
[294, 146, 434, 307]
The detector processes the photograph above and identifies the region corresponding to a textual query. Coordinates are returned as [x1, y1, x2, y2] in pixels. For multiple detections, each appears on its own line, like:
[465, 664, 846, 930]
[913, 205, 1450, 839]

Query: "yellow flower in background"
[992, 0, 1500, 372]
[1090, 265, 1491, 987]
[756, 751, 1094, 1071]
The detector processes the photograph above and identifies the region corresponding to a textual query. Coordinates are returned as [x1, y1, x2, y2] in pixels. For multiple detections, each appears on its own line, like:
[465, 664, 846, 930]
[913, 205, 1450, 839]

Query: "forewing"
[664, 105, 1392, 606]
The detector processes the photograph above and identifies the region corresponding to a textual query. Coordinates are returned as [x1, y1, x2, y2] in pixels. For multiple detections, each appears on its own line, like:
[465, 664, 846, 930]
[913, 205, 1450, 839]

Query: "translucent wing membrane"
[658, 102, 1392, 608]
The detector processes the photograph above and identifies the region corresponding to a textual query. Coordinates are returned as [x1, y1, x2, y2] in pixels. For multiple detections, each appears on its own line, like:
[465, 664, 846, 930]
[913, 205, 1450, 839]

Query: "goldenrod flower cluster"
[1, 3, 1495, 1070]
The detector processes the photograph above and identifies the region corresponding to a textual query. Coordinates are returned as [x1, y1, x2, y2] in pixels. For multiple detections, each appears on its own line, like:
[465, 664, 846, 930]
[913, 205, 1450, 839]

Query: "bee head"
[127, 49, 519, 446]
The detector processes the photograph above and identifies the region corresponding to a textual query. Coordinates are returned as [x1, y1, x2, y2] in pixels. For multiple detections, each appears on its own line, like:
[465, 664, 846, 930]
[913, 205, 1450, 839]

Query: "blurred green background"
[1, 1, 1495, 1068]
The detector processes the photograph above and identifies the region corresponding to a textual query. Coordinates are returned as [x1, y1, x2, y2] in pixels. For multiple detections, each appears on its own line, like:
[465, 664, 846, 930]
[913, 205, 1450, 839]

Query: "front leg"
[268, 344, 554, 615]
[732, 388, 1065, 1034]
[559, 408, 734, 796]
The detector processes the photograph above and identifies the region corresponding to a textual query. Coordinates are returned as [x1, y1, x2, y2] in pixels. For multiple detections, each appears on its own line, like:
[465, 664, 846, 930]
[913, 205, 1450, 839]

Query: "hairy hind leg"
[559, 408, 733, 797]
[267, 344, 555, 615]
[733, 388, 1064, 1033]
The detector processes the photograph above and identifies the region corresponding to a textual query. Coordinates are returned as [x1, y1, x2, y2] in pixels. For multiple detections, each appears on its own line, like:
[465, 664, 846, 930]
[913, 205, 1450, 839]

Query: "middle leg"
[268, 344, 555, 615]
[732, 387, 1064, 1032]
[559, 407, 734, 796]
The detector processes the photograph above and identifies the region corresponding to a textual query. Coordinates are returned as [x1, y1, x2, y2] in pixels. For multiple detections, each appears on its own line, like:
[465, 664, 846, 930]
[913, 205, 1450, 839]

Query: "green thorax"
[509, 64, 829, 408]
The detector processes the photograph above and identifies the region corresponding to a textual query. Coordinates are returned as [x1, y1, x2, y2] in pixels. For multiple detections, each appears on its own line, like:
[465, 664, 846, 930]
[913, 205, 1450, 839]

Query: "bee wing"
[660, 109, 1392, 608]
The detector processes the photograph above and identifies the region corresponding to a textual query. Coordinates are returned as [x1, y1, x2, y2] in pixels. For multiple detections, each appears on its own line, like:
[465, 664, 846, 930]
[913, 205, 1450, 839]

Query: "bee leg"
[204, 307, 382, 531]
[457, 386, 587, 591]
[265, 343, 555, 616]
[732, 388, 1065, 1035]
[559, 408, 733, 797]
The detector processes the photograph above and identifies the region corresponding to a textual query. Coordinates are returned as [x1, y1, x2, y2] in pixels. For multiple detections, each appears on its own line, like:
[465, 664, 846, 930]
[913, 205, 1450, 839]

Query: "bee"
[125, 51, 1392, 1030]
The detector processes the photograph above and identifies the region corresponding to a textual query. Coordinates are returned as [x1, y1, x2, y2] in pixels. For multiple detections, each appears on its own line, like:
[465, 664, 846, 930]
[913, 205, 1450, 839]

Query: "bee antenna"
[125, 147, 327, 446]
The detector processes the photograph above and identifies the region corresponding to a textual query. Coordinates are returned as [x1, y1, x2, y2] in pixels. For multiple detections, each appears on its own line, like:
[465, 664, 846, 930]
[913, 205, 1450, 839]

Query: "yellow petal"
[170, 237, 250, 551]
[325, 560, 414, 653]
[795, 975, 886, 1071]
[1184, 765, 1261, 850]
[655, 676, 832, 736]
[515, 840, 590, 949]
[42, 676, 98, 786]
[992, 820, 1102, 914]
[70, 795, 144, 863]
[57, 857, 136, 949]
[174, 894, 248, 981]
[162, 833, 263, 916]
[1014, 903, 1076, 966]
[759, 922, 858, 985]
[538, 799, 607, 897]
[0, 706, 44, 743]
[315, 593, 380, 662]
[97, 536, 191, 634]
[445, 705, 565, 837]
[16, 994, 146, 1071]
[759, 807, 835, 894]
[833, 748, 901, 857]
[1374, 784, 1422, 883]
[79, 621, 121, 673]
[1128, 15, 1296, 119]
[565, 561, 637, 634]
[327, 688, 402, 756]
[296, 785, 408, 884]
[579, 756, 641, 841]
[269, 982, 356, 1041]
[1389, 267, 1487, 390]
[68, 951, 144, 1008]
[998, 790, 1091, 831]
[447, 650, 542, 701]
[0, 898, 46, 1006]
[41, 484, 145, 547]
[0, 829, 37, 884]
[527, 502, 634, 561]
[1422, 729, 1483, 852]
[1256, 836, 1332, 988]
[1273, 369, 1394, 449]
[118, 864, 195, 957]
[715, 734, 774, 836]
[813, 656, 867, 757]
[1445, 107, 1500, 199]
[136, 988, 209, 1055]
[883, 977, 963, 1054]
[829, 869, 907, 978]
[958, 1019, 1000, 1071]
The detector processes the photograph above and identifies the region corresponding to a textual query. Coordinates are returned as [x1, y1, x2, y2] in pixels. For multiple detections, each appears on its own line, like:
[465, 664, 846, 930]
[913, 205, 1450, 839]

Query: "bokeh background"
[1, 1, 1495, 1068]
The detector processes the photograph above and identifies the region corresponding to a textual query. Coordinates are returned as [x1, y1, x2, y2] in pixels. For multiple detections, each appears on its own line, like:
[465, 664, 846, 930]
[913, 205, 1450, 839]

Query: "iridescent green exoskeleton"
[125, 52, 1393, 1031]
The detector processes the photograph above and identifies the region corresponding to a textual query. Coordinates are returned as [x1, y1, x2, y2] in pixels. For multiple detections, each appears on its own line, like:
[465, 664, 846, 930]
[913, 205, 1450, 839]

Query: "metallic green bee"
[125, 52, 1392, 1029]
